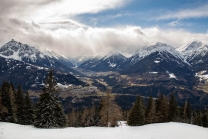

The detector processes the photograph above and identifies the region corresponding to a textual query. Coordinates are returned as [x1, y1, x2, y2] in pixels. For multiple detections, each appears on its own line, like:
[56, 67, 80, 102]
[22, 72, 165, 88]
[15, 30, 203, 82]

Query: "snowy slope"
[130, 42, 188, 65]
[0, 39, 79, 74]
[68, 55, 93, 67]
[0, 122, 207, 139]
[79, 52, 127, 72]
[177, 41, 208, 61]
[0, 39, 45, 62]
[44, 49, 74, 67]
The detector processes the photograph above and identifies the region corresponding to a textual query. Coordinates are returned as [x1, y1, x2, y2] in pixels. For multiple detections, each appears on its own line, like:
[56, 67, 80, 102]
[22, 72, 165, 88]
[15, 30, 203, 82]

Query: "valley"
[0, 39, 208, 111]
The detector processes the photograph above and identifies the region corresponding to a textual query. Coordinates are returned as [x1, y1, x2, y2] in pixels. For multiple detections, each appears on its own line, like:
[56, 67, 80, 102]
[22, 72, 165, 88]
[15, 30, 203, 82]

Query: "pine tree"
[0, 82, 13, 122]
[145, 95, 156, 124]
[186, 101, 192, 120]
[168, 93, 178, 122]
[0, 94, 8, 121]
[9, 86, 17, 123]
[15, 85, 24, 124]
[23, 91, 34, 125]
[99, 89, 123, 127]
[201, 110, 208, 127]
[155, 94, 169, 123]
[128, 95, 145, 126]
[34, 70, 67, 128]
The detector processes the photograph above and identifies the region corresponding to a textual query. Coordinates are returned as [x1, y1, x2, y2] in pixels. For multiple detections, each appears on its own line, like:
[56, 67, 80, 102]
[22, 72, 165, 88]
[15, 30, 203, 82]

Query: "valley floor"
[0, 122, 207, 139]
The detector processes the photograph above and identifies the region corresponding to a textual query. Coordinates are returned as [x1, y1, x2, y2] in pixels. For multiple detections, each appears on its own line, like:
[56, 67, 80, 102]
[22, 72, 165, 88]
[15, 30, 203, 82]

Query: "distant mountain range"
[1, 39, 208, 90]
[78, 41, 208, 83]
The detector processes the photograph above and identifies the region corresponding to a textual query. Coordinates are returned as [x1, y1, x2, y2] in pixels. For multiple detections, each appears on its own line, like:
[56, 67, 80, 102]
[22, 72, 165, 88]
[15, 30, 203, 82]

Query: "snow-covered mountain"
[68, 55, 93, 67]
[129, 42, 188, 65]
[0, 39, 78, 74]
[44, 49, 74, 67]
[79, 52, 127, 72]
[121, 42, 194, 84]
[177, 41, 208, 72]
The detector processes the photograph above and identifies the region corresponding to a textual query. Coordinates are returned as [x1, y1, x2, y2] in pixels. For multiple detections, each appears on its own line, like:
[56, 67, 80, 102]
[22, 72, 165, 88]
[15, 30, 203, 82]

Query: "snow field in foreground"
[0, 122, 207, 139]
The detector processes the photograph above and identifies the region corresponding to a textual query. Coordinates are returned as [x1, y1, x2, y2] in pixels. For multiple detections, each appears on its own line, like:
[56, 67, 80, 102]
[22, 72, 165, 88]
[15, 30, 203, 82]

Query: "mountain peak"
[0, 40, 44, 62]
[177, 41, 203, 53]
[155, 42, 167, 46]
[103, 51, 126, 60]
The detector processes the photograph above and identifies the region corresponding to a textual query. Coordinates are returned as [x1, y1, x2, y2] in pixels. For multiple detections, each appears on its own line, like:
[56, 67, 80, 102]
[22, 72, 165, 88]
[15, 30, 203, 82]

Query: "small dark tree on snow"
[128, 95, 145, 126]
[15, 85, 25, 124]
[168, 93, 178, 122]
[34, 70, 67, 128]
[1, 82, 13, 122]
[201, 110, 208, 127]
[155, 94, 169, 123]
[145, 95, 156, 124]
[23, 91, 34, 125]
[0, 94, 8, 121]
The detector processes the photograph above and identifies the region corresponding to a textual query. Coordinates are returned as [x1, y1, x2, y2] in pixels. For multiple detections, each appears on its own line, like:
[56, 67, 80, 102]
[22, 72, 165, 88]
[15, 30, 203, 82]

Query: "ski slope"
[0, 122, 207, 139]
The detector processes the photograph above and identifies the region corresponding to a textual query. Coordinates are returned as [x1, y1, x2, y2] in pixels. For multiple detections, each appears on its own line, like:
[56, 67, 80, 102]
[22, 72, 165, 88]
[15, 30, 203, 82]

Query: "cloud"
[157, 4, 208, 20]
[168, 20, 191, 27]
[0, 18, 208, 57]
[0, 0, 129, 22]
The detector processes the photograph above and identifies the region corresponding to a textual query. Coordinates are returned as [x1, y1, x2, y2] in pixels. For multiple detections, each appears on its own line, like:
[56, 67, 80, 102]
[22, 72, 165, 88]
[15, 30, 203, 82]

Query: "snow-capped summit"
[103, 51, 127, 61]
[44, 49, 74, 67]
[177, 41, 208, 72]
[0, 40, 78, 74]
[177, 41, 208, 61]
[130, 42, 187, 65]
[177, 41, 203, 54]
[0, 39, 45, 62]
[140, 42, 185, 60]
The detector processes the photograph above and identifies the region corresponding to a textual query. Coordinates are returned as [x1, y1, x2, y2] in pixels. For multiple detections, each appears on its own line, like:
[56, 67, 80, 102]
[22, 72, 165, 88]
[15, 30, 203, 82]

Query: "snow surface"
[149, 72, 158, 74]
[169, 73, 177, 79]
[0, 39, 46, 62]
[177, 41, 208, 61]
[130, 42, 190, 65]
[0, 122, 207, 139]
[154, 60, 160, 63]
[195, 71, 208, 81]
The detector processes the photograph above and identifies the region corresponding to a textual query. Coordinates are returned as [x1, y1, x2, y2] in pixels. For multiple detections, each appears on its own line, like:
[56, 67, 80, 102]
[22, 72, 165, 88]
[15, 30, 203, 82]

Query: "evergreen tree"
[193, 109, 202, 126]
[0, 94, 8, 121]
[168, 93, 178, 122]
[201, 110, 208, 127]
[128, 95, 145, 126]
[155, 94, 169, 123]
[0, 82, 13, 122]
[15, 85, 24, 124]
[186, 101, 192, 120]
[34, 70, 67, 128]
[145, 95, 156, 124]
[183, 100, 187, 119]
[9, 86, 17, 123]
[99, 89, 123, 127]
[23, 91, 34, 125]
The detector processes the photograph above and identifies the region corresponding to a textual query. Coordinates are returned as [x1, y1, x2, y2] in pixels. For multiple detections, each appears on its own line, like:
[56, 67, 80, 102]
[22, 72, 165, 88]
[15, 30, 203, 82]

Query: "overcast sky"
[0, 0, 208, 57]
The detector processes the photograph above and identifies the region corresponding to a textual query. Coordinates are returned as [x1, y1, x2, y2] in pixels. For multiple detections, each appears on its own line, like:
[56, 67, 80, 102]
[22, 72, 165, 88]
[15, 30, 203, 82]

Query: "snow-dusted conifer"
[34, 70, 67, 128]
